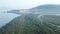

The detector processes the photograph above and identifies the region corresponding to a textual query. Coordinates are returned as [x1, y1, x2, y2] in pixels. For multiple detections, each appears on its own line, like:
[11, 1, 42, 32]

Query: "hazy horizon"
[0, 0, 60, 10]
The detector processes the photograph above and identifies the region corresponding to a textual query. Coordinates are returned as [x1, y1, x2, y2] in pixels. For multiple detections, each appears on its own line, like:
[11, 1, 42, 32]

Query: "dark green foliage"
[0, 15, 60, 34]
[1, 4, 60, 34]
[40, 15, 60, 34]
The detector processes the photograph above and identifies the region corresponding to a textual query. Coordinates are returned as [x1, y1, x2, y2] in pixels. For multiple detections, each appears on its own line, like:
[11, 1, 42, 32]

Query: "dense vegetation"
[0, 14, 60, 34]
[1, 4, 60, 34]
[39, 15, 60, 34]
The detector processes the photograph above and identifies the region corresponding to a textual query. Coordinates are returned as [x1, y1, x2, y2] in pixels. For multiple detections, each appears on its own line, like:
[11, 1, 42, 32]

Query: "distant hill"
[7, 4, 60, 15]
[7, 10, 20, 14]
[0, 14, 60, 34]
[31, 4, 60, 9]
[7, 9, 30, 15]
[28, 4, 60, 14]
[29, 4, 60, 12]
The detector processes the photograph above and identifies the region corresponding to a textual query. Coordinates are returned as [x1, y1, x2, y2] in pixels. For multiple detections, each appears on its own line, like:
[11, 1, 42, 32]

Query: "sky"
[0, 0, 60, 9]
